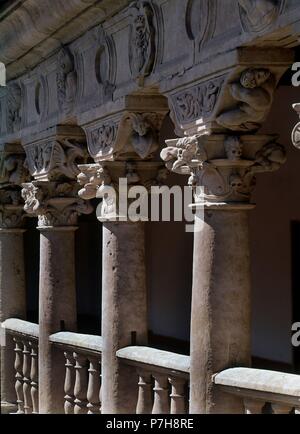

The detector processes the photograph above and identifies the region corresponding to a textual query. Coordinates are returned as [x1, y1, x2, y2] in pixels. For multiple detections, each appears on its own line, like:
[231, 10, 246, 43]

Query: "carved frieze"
[129, 0, 156, 83]
[21, 181, 93, 227]
[24, 138, 87, 181]
[238, 0, 284, 33]
[161, 134, 286, 205]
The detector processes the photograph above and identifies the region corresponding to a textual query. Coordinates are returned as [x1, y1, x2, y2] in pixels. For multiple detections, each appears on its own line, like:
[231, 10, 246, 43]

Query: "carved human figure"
[238, 0, 279, 30]
[217, 68, 276, 131]
[57, 47, 77, 111]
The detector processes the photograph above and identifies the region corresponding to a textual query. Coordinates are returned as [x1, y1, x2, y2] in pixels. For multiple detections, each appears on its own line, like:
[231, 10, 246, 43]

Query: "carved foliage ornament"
[129, 1, 156, 82]
[21, 181, 92, 227]
[25, 139, 86, 181]
[171, 77, 224, 126]
[238, 0, 285, 33]
[89, 123, 118, 159]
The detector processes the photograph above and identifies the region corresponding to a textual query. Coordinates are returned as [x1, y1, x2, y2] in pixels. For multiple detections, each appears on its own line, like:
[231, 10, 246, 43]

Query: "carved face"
[241, 69, 270, 88]
[230, 174, 243, 191]
[225, 137, 243, 160]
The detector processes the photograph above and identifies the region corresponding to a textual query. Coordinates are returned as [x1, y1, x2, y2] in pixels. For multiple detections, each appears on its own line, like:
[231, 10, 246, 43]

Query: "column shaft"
[0, 229, 26, 404]
[38, 228, 77, 414]
[101, 221, 148, 414]
[190, 209, 252, 414]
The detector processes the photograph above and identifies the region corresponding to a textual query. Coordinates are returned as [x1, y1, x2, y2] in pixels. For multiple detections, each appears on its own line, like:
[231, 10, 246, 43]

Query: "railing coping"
[1, 318, 39, 339]
[213, 367, 300, 398]
[116, 346, 190, 374]
[49, 331, 103, 353]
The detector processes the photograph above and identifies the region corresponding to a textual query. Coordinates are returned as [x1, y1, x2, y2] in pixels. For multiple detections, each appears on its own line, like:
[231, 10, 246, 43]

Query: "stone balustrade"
[213, 368, 300, 414]
[116, 346, 190, 414]
[49, 332, 103, 414]
[1, 318, 39, 414]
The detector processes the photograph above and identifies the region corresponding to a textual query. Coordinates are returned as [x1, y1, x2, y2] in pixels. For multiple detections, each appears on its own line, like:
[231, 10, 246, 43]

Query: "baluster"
[136, 370, 153, 414]
[272, 403, 293, 414]
[87, 357, 101, 414]
[152, 373, 170, 414]
[73, 352, 88, 414]
[169, 377, 186, 414]
[13, 338, 24, 414]
[22, 340, 33, 414]
[64, 351, 75, 414]
[244, 398, 264, 414]
[29, 341, 38, 414]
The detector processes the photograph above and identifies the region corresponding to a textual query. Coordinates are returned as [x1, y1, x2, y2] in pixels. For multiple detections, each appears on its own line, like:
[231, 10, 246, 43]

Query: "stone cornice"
[0, 0, 131, 80]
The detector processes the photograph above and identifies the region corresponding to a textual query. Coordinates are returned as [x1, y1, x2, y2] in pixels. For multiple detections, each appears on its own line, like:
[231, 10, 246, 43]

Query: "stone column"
[161, 133, 287, 413]
[78, 96, 168, 413]
[78, 160, 165, 413]
[102, 220, 147, 413]
[21, 127, 92, 413]
[0, 145, 28, 408]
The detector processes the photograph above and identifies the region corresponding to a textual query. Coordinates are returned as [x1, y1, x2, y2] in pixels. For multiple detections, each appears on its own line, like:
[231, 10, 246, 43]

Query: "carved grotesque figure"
[225, 136, 243, 160]
[238, 0, 279, 31]
[160, 136, 200, 173]
[217, 68, 276, 131]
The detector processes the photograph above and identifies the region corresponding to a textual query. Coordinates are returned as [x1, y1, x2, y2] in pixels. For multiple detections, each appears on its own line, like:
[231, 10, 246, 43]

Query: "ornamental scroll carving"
[129, 1, 156, 82]
[238, 0, 284, 33]
[216, 69, 276, 132]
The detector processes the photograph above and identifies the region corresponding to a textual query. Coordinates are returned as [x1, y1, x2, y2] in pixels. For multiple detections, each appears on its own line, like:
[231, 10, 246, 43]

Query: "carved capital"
[83, 97, 168, 162]
[21, 181, 93, 228]
[23, 126, 89, 181]
[78, 161, 167, 221]
[0, 144, 29, 229]
[0, 190, 25, 229]
[167, 48, 293, 136]
[161, 134, 286, 207]
[292, 103, 300, 149]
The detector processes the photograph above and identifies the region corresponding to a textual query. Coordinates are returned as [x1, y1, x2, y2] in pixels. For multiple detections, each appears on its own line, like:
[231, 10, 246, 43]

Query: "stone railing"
[49, 332, 103, 414]
[2, 318, 39, 414]
[213, 368, 300, 414]
[116, 346, 190, 414]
